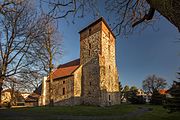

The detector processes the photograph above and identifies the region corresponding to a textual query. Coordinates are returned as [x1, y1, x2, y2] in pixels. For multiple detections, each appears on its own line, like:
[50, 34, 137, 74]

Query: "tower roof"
[79, 17, 115, 38]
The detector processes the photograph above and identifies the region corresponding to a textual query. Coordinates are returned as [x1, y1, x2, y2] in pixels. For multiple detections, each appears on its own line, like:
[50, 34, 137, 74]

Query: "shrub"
[164, 81, 180, 112]
[150, 90, 165, 105]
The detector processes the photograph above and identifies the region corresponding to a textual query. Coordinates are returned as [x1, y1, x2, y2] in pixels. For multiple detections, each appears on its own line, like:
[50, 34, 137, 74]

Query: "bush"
[164, 81, 180, 112]
[1, 102, 11, 108]
[127, 91, 146, 104]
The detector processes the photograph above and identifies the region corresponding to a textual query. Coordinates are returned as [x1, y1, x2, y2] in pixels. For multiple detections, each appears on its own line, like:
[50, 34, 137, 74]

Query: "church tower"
[79, 17, 120, 106]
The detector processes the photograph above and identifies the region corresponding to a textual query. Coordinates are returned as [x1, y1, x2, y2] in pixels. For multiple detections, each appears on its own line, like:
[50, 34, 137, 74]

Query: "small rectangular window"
[63, 81, 65, 84]
[100, 42, 102, 55]
[89, 42, 91, 56]
[89, 28, 92, 35]
[89, 43, 91, 49]
[63, 88, 65, 95]
[108, 32, 110, 38]
[89, 50, 91, 56]
[109, 95, 111, 101]
[90, 82, 91, 86]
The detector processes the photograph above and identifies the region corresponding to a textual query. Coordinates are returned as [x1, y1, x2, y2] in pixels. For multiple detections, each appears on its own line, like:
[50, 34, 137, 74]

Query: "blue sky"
[56, 4, 180, 89]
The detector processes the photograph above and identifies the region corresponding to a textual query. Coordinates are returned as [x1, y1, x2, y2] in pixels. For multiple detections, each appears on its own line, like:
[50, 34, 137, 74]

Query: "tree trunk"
[0, 83, 2, 104]
[146, 0, 180, 31]
[9, 83, 15, 107]
[48, 69, 54, 107]
[0, 76, 3, 104]
[48, 34, 54, 107]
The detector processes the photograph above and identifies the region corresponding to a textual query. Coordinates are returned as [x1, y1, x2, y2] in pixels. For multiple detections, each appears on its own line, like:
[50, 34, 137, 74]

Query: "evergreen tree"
[119, 82, 123, 103]
[121, 85, 130, 102]
[130, 86, 138, 91]
[164, 79, 180, 112]
[128, 89, 146, 104]
[150, 90, 165, 105]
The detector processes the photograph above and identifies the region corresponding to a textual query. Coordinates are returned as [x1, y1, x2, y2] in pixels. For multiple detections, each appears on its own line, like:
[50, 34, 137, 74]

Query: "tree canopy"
[39, 0, 180, 35]
[142, 74, 167, 94]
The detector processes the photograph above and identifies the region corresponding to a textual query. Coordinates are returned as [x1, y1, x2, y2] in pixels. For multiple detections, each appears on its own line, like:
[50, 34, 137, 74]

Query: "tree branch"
[132, 7, 155, 27]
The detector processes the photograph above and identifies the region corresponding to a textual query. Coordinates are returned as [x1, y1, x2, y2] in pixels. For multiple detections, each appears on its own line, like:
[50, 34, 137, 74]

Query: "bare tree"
[40, 0, 180, 36]
[142, 74, 167, 94]
[105, 0, 180, 35]
[39, 0, 99, 22]
[2, 69, 43, 106]
[0, 1, 62, 105]
[146, 0, 180, 31]
[18, 68, 43, 92]
[1, 1, 180, 36]
[0, 0, 52, 103]
[3, 77, 19, 106]
[30, 16, 62, 106]
[0, 0, 32, 103]
[0, 0, 18, 15]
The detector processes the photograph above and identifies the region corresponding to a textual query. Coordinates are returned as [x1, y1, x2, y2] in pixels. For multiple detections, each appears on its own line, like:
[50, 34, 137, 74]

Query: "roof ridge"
[57, 58, 80, 68]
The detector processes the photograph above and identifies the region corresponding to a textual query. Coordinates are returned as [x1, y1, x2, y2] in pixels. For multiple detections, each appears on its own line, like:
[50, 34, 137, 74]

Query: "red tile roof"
[52, 59, 80, 79]
[159, 89, 167, 95]
[57, 58, 80, 68]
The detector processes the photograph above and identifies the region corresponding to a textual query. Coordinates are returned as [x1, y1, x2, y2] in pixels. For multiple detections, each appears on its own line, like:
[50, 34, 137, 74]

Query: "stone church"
[40, 17, 120, 106]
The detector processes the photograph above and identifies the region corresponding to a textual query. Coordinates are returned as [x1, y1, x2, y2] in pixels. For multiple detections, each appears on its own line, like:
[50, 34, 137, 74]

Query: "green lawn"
[2, 104, 136, 116]
[0, 104, 179, 120]
[131, 105, 180, 120]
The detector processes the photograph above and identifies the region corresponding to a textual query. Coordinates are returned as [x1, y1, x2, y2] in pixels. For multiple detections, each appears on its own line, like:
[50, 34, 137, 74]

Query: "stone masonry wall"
[81, 58, 100, 105]
[99, 22, 120, 106]
[44, 80, 49, 105]
[42, 18, 120, 106]
[73, 66, 82, 105]
[80, 29, 101, 105]
[73, 66, 82, 97]
[45, 76, 81, 106]
[52, 76, 74, 105]
[80, 19, 120, 106]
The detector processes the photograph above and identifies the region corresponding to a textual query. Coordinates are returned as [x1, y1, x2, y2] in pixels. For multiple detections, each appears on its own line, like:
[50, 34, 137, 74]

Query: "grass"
[131, 105, 180, 120]
[0, 104, 179, 120]
[7, 104, 137, 116]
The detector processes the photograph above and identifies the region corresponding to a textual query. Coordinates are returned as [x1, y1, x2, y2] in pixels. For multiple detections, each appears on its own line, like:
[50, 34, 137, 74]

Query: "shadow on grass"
[0, 104, 179, 120]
